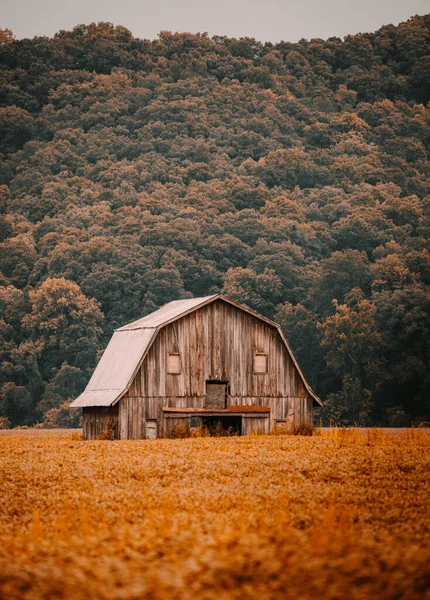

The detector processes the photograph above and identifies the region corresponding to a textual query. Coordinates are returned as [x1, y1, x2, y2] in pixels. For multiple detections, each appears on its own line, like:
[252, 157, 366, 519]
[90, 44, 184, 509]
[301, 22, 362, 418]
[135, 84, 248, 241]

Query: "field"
[0, 429, 429, 600]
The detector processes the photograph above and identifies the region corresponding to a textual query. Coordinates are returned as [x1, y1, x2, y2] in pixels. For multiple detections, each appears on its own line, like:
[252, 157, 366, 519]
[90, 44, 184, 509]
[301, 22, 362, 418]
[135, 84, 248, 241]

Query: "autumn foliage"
[0, 16, 429, 426]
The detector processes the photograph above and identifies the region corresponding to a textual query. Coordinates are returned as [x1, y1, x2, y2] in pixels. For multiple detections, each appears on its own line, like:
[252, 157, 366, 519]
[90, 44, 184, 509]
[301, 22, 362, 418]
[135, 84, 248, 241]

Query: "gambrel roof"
[71, 294, 322, 408]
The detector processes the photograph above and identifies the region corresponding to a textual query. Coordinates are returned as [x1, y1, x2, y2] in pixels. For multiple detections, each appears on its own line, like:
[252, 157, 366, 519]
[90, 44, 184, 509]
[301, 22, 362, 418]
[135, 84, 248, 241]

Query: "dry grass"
[0, 428, 429, 599]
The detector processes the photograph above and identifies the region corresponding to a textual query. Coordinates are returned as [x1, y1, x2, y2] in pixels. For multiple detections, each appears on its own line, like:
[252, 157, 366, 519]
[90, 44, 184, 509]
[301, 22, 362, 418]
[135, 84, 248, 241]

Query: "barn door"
[205, 382, 227, 409]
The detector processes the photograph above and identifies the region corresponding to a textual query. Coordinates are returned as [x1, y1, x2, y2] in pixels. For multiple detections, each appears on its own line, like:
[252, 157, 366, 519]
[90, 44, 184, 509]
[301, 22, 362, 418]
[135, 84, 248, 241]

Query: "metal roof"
[117, 295, 218, 330]
[71, 390, 121, 408]
[71, 296, 217, 408]
[71, 328, 157, 407]
[71, 294, 322, 408]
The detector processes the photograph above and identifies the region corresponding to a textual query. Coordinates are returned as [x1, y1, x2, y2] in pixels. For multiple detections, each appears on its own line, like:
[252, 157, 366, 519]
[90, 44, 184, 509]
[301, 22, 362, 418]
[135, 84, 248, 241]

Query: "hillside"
[0, 16, 429, 427]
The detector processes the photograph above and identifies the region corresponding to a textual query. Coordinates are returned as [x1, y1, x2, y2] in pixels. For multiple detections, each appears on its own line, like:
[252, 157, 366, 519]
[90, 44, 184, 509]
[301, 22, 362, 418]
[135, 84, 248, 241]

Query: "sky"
[1, 0, 428, 43]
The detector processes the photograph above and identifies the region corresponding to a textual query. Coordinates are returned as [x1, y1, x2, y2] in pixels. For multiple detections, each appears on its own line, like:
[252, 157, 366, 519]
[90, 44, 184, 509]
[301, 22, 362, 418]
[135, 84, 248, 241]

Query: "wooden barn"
[71, 294, 322, 439]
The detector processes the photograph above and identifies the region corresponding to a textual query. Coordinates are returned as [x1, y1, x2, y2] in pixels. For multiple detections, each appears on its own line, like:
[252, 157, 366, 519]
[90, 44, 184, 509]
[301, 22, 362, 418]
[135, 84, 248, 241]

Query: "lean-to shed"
[71, 294, 322, 439]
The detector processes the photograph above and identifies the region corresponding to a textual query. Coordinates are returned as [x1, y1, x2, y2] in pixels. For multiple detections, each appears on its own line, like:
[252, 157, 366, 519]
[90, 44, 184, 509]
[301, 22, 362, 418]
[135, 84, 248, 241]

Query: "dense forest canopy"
[0, 16, 429, 427]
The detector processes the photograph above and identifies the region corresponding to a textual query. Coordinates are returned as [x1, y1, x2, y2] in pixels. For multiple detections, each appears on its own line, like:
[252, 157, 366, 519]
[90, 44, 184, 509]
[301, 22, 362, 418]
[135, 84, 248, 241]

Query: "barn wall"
[242, 415, 270, 435]
[119, 299, 314, 438]
[82, 406, 119, 440]
[118, 396, 146, 440]
[117, 395, 313, 439]
[127, 300, 308, 399]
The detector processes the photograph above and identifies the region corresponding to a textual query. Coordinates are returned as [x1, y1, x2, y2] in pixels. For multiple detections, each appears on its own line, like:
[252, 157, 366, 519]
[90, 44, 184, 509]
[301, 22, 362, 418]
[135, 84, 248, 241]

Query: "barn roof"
[117, 295, 218, 330]
[71, 328, 157, 407]
[71, 294, 322, 408]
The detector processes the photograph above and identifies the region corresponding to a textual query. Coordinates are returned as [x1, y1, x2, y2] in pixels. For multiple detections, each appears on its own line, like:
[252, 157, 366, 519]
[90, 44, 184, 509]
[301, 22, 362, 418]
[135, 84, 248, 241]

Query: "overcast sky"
[1, 0, 428, 43]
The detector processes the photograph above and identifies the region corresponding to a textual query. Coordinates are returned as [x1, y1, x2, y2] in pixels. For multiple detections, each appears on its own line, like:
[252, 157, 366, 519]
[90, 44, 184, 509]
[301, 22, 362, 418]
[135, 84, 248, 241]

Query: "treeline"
[0, 16, 429, 428]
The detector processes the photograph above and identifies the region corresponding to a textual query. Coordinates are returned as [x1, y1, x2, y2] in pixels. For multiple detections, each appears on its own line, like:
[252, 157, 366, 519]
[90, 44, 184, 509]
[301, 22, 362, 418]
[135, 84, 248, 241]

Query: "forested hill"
[0, 16, 429, 428]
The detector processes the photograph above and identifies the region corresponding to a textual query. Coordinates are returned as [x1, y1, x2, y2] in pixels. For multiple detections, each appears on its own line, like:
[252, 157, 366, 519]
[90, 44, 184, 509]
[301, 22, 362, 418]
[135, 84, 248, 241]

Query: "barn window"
[167, 353, 181, 374]
[254, 353, 268, 373]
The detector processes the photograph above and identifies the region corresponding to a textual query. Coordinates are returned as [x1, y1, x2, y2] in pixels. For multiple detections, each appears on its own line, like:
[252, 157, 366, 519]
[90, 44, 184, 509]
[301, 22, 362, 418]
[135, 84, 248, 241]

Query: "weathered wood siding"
[82, 406, 119, 440]
[242, 415, 270, 435]
[116, 299, 313, 438]
[118, 397, 146, 440]
[128, 300, 308, 398]
[116, 395, 313, 439]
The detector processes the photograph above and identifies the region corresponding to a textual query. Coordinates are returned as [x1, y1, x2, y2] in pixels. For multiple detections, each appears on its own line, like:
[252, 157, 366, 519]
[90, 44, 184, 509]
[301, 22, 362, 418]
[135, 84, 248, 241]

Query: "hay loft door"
[205, 381, 227, 409]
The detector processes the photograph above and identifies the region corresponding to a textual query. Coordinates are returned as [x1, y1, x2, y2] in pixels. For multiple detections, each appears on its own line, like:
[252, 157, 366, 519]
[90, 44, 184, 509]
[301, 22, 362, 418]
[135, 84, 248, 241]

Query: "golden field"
[0, 429, 429, 600]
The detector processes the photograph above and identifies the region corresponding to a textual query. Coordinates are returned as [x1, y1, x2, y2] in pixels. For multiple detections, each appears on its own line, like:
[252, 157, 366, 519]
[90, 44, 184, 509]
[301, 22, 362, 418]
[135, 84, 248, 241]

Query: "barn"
[71, 294, 322, 439]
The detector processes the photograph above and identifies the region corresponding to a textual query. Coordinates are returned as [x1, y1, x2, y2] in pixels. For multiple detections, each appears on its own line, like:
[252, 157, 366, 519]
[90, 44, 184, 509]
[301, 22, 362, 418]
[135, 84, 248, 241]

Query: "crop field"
[0, 429, 429, 600]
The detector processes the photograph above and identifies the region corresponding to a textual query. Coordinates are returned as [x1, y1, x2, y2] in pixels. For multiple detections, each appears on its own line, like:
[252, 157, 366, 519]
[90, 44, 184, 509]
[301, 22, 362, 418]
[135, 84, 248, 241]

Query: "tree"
[0, 382, 35, 426]
[371, 254, 416, 291]
[222, 267, 282, 317]
[319, 292, 382, 425]
[38, 363, 88, 414]
[0, 28, 15, 46]
[143, 264, 189, 312]
[310, 250, 372, 314]
[0, 234, 37, 288]
[275, 302, 324, 390]
[0, 106, 37, 153]
[41, 401, 81, 428]
[23, 278, 103, 380]
[372, 283, 430, 421]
